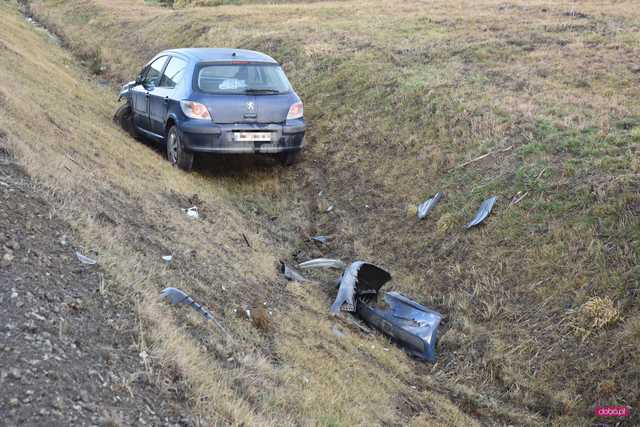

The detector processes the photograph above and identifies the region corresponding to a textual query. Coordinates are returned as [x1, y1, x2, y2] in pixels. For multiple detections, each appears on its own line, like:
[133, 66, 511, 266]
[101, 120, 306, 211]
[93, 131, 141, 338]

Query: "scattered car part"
[182, 207, 199, 219]
[162, 255, 173, 263]
[280, 262, 308, 282]
[326, 205, 334, 212]
[356, 292, 442, 362]
[311, 235, 330, 244]
[298, 258, 347, 270]
[465, 196, 497, 229]
[297, 256, 441, 360]
[417, 192, 444, 220]
[75, 251, 97, 265]
[160, 287, 227, 334]
[331, 261, 391, 315]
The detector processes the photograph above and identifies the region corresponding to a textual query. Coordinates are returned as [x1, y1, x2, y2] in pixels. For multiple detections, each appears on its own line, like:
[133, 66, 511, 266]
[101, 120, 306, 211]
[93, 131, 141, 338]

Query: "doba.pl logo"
[594, 406, 630, 417]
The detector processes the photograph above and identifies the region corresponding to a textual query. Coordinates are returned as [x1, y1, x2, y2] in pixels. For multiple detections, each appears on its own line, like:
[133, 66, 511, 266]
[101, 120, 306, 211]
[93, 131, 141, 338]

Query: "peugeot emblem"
[246, 101, 255, 112]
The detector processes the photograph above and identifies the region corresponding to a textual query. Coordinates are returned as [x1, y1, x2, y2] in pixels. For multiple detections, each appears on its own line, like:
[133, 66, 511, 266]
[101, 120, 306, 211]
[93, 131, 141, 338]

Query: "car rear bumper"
[179, 120, 305, 154]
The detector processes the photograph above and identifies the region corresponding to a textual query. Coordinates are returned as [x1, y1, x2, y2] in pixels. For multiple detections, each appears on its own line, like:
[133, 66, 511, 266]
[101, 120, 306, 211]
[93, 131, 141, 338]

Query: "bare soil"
[0, 160, 194, 426]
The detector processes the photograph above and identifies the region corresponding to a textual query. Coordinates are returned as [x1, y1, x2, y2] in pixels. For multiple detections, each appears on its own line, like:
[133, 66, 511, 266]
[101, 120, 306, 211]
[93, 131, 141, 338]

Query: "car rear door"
[131, 56, 168, 132]
[149, 55, 188, 136]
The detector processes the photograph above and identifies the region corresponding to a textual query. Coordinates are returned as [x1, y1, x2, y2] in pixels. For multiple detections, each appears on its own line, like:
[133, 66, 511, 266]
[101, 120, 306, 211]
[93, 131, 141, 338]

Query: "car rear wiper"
[244, 88, 281, 94]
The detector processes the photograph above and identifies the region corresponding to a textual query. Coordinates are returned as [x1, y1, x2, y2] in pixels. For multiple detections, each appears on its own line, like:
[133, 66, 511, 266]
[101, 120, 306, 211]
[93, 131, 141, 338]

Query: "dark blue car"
[114, 48, 305, 170]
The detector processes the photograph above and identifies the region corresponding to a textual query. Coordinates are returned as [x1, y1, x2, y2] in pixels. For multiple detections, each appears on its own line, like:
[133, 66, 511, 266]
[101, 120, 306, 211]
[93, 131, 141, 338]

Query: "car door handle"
[163, 96, 169, 104]
[145, 92, 150, 98]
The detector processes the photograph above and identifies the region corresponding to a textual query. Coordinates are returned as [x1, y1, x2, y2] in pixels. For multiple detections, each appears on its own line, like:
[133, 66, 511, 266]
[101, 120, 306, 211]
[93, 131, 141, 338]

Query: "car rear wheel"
[166, 126, 194, 172]
[278, 150, 300, 166]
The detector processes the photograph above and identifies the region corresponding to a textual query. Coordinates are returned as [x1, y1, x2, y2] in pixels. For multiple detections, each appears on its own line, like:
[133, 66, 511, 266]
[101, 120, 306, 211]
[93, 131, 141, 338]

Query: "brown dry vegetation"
[3, 0, 640, 425]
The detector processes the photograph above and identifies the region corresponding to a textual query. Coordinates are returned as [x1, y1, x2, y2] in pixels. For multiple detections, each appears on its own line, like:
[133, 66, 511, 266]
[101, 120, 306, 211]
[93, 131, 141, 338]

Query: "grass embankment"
[8, 0, 640, 424]
[1, 1, 475, 426]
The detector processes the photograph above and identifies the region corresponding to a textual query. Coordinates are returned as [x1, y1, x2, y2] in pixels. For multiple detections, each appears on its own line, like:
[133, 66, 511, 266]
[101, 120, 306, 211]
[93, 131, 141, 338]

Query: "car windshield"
[197, 63, 292, 95]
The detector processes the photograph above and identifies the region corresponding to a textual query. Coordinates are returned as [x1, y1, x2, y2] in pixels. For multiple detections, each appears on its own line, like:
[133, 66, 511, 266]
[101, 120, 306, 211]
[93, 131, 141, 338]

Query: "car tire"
[113, 103, 139, 139]
[166, 125, 194, 172]
[279, 150, 300, 166]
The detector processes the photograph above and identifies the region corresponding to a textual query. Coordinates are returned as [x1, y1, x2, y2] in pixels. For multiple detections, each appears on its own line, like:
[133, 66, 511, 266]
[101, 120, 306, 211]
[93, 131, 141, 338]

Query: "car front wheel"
[113, 103, 139, 139]
[166, 125, 194, 172]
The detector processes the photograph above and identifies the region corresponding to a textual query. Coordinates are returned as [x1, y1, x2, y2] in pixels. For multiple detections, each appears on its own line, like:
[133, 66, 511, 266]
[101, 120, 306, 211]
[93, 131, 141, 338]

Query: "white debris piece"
[75, 251, 97, 265]
[182, 207, 199, 219]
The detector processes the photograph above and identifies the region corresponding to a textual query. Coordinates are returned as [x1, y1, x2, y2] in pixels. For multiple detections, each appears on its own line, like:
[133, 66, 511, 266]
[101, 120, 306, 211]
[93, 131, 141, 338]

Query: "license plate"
[233, 132, 272, 142]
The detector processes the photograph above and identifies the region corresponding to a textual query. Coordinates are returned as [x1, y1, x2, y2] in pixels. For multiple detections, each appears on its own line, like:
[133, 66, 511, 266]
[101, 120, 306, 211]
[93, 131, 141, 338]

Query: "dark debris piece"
[331, 261, 391, 314]
[311, 235, 330, 244]
[279, 261, 308, 282]
[160, 287, 227, 334]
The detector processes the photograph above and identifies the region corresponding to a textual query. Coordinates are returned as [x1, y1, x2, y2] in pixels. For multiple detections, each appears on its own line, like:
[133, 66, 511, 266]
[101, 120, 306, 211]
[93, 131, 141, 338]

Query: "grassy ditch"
[1, 1, 477, 425]
[7, 0, 640, 424]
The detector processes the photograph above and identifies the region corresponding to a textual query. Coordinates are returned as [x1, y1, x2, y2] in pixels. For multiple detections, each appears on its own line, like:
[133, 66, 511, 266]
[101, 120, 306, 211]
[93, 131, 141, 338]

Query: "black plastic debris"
[417, 192, 444, 220]
[465, 196, 497, 229]
[160, 287, 227, 334]
[331, 261, 392, 314]
[279, 262, 308, 282]
[311, 235, 330, 244]
[356, 292, 442, 362]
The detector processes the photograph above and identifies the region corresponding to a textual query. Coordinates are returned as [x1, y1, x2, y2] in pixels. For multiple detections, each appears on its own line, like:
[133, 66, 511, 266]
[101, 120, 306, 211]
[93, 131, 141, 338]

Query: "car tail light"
[287, 102, 303, 120]
[180, 100, 212, 120]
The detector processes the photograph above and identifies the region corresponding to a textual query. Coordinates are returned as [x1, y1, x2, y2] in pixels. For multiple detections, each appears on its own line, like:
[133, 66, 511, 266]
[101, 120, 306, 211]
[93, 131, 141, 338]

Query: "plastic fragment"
[280, 262, 308, 282]
[182, 206, 199, 219]
[311, 235, 330, 244]
[465, 196, 497, 229]
[298, 258, 346, 270]
[417, 192, 444, 220]
[160, 287, 227, 334]
[75, 251, 97, 265]
[331, 261, 391, 315]
[356, 292, 442, 362]
[162, 255, 173, 263]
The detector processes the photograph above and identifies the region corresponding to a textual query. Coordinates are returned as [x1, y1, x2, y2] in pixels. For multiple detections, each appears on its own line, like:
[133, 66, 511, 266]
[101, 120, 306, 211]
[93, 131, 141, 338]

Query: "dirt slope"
[0, 159, 193, 425]
[4, 0, 640, 425]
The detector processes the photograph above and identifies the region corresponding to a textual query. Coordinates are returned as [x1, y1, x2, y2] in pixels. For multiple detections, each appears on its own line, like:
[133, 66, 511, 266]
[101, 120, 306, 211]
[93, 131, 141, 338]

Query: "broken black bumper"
[178, 120, 305, 154]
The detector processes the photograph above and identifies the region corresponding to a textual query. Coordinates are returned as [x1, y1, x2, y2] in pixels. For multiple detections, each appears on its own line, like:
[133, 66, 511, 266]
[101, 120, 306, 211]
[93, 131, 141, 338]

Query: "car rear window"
[197, 63, 292, 94]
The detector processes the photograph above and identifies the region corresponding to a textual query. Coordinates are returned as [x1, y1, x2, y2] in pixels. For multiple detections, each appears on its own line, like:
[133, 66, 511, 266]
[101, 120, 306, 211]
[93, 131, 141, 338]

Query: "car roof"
[160, 48, 279, 64]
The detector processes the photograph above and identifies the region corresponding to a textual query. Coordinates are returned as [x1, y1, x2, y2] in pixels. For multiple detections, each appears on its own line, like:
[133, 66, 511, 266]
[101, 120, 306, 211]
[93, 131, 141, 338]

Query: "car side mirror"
[135, 75, 144, 85]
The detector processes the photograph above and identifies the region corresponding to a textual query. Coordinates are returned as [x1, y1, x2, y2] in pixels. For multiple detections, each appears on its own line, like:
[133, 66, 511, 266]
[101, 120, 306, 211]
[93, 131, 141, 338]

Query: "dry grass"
[580, 296, 620, 330]
[1, 1, 471, 425]
[5, 0, 640, 424]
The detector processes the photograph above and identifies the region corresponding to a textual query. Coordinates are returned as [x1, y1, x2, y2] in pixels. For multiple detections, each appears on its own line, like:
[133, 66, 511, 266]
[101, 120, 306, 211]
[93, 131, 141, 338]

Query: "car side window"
[159, 57, 187, 89]
[143, 56, 168, 87]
